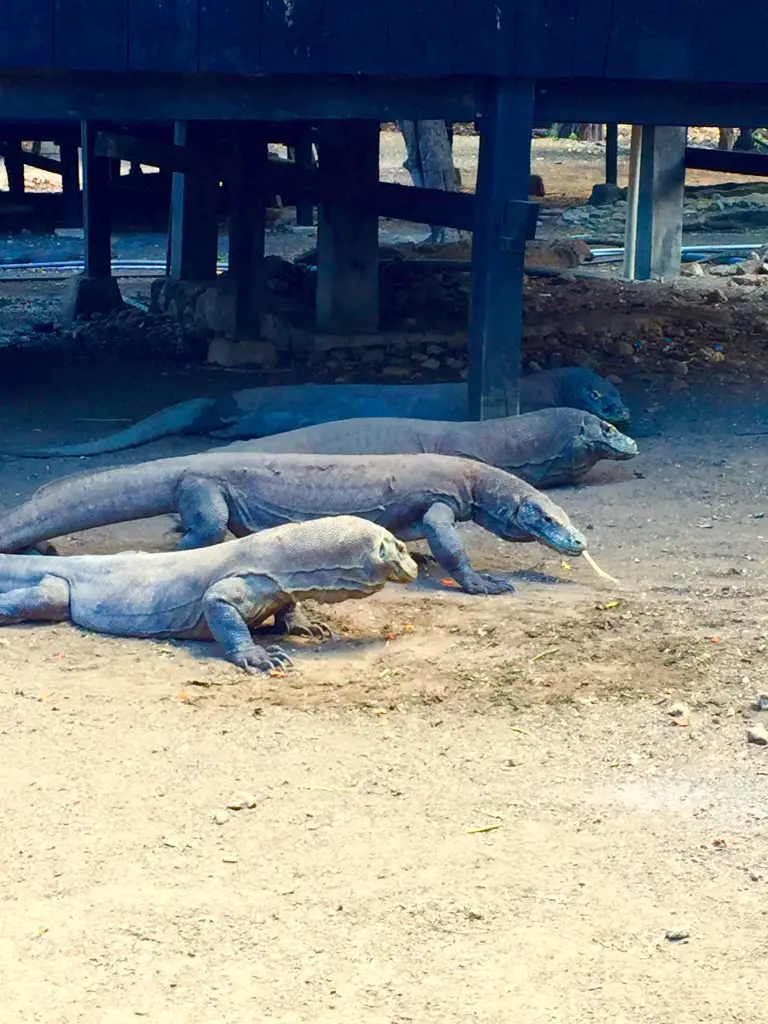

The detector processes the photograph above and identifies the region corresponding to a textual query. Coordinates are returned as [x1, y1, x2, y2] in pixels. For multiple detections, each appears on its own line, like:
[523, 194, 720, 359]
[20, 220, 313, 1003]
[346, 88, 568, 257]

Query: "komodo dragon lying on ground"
[0, 516, 419, 673]
[214, 408, 638, 489]
[0, 453, 587, 595]
[0, 368, 630, 458]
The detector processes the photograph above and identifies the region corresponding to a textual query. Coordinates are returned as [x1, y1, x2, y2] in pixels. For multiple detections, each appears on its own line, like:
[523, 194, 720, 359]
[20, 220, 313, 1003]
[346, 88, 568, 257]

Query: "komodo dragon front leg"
[0, 575, 70, 623]
[420, 502, 515, 596]
[202, 574, 297, 674]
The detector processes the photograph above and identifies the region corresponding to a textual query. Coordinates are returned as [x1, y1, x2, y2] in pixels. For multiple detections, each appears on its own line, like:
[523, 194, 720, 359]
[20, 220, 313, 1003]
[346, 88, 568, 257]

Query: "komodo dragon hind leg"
[202, 575, 294, 674]
[176, 475, 232, 550]
[272, 603, 332, 641]
[421, 502, 516, 596]
[0, 575, 70, 623]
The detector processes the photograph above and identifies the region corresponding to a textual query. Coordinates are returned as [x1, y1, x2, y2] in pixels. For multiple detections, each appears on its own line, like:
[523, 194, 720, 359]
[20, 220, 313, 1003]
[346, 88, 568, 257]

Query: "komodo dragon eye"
[591, 389, 603, 399]
[379, 540, 389, 560]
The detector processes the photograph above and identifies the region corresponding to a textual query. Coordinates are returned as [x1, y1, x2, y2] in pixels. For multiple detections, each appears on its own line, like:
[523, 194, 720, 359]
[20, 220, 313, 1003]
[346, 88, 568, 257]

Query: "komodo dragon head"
[577, 414, 638, 462]
[283, 517, 418, 600]
[472, 471, 588, 556]
[559, 368, 631, 426]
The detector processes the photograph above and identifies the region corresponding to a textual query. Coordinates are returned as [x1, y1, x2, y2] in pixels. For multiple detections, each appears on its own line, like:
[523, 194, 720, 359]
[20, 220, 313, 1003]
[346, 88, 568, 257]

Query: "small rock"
[757, 694, 768, 712]
[422, 357, 440, 371]
[528, 360, 544, 373]
[213, 810, 230, 825]
[668, 702, 688, 719]
[670, 361, 689, 378]
[665, 927, 690, 942]
[705, 289, 727, 304]
[382, 365, 411, 378]
[690, 263, 706, 277]
[607, 373, 624, 385]
[749, 869, 762, 882]
[227, 792, 257, 811]
[748, 725, 768, 746]
[426, 344, 443, 356]
[615, 341, 634, 358]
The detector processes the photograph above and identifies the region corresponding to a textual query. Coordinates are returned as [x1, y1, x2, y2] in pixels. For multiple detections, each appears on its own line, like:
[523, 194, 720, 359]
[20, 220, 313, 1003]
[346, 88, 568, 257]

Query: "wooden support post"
[4, 140, 24, 199]
[169, 121, 220, 280]
[81, 121, 112, 277]
[293, 127, 315, 227]
[605, 123, 618, 185]
[60, 122, 122, 322]
[59, 138, 81, 228]
[623, 125, 687, 281]
[468, 79, 535, 420]
[229, 123, 267, 337]
[316, 120, 380, 334]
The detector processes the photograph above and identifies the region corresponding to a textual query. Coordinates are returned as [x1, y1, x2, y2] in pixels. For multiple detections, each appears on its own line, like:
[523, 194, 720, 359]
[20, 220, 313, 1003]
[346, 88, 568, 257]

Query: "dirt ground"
[5, 132, 768, 1022]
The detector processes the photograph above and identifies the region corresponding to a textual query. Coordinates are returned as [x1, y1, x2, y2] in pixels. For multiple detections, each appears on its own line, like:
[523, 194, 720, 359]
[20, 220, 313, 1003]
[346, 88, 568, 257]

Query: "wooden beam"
[316, 120, 380, 334]
[95, 130, 475, 229]
[0, 72, 479, 123]
[624, 125, 687, 281]
[605, 122, 618, 184]
[229, 123, 267, 337]
[4, 139, 24, 198]
[292, 126, 315, 227]
[685, 145, 768, 176]
[468, 79, 536, 420]
[59, 138, 81, 227]
[169, 121, 220, 281]
[81, 121, 111, 276]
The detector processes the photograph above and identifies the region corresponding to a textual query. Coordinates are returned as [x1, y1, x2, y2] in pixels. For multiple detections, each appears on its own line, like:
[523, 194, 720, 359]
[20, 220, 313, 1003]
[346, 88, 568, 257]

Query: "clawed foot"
[230, 644, 294, 675]
[275, 606, 332, 642]
[457, 571, 516, 596]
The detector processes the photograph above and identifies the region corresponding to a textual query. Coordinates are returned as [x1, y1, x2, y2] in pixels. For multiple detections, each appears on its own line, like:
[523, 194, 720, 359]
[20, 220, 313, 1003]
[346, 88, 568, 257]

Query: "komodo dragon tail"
[0, 398, 220, 458]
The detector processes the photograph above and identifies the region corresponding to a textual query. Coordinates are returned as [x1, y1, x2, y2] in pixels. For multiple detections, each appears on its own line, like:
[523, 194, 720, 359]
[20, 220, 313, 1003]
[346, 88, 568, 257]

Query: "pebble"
[381, 365, 411, 378]
[749, 870, 762, 882]
[213, 810, 230, 825]
[670, 360, 689, 378]
[747, 725, 768, 746]
[422, 357, 440, 371]
[665, 927, 690, 942]
[227, 792, 258, 811]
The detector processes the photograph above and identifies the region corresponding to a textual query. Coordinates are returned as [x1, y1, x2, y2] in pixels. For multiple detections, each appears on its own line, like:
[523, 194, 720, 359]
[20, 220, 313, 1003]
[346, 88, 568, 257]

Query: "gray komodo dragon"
[0, 516, 418, 673]
[0, 453, 587, 595]
[0, 368, 630, 458]
[214, 408, 638, 489]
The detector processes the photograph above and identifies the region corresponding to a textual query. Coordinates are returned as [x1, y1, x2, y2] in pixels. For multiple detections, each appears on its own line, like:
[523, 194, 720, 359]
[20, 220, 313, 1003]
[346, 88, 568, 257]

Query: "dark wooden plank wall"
[0, 0, 54, 69]
[55, 0, 128, 71]
[5, 0, 768, 84]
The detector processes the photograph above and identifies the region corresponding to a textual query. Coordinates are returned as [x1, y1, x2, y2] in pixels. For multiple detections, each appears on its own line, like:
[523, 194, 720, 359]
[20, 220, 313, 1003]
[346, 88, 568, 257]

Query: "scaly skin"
[0, 368, 630, 458]
[0, 517, 418, 674]
[0, 452, 587, 595]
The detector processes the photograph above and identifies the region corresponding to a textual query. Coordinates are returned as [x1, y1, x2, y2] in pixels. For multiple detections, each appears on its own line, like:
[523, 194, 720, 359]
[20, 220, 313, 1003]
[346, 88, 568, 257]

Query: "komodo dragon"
[0, 453, 587, 595]
[213, 408, 638, 489]
[0, 516, 419, 673]
[0, 368, 630, 458]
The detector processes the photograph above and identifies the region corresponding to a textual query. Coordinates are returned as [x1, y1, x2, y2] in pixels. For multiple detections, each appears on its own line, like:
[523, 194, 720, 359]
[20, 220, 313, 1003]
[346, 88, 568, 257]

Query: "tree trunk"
[398, 119, 459, 244]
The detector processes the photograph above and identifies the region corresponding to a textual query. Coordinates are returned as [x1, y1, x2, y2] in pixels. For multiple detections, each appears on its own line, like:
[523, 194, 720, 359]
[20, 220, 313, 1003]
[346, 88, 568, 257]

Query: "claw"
[460, 572, 516, 596]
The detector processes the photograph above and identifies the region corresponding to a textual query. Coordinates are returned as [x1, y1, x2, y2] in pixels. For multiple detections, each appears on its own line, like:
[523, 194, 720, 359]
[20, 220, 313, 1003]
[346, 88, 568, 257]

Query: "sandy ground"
[4, 132, 768, 1021]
